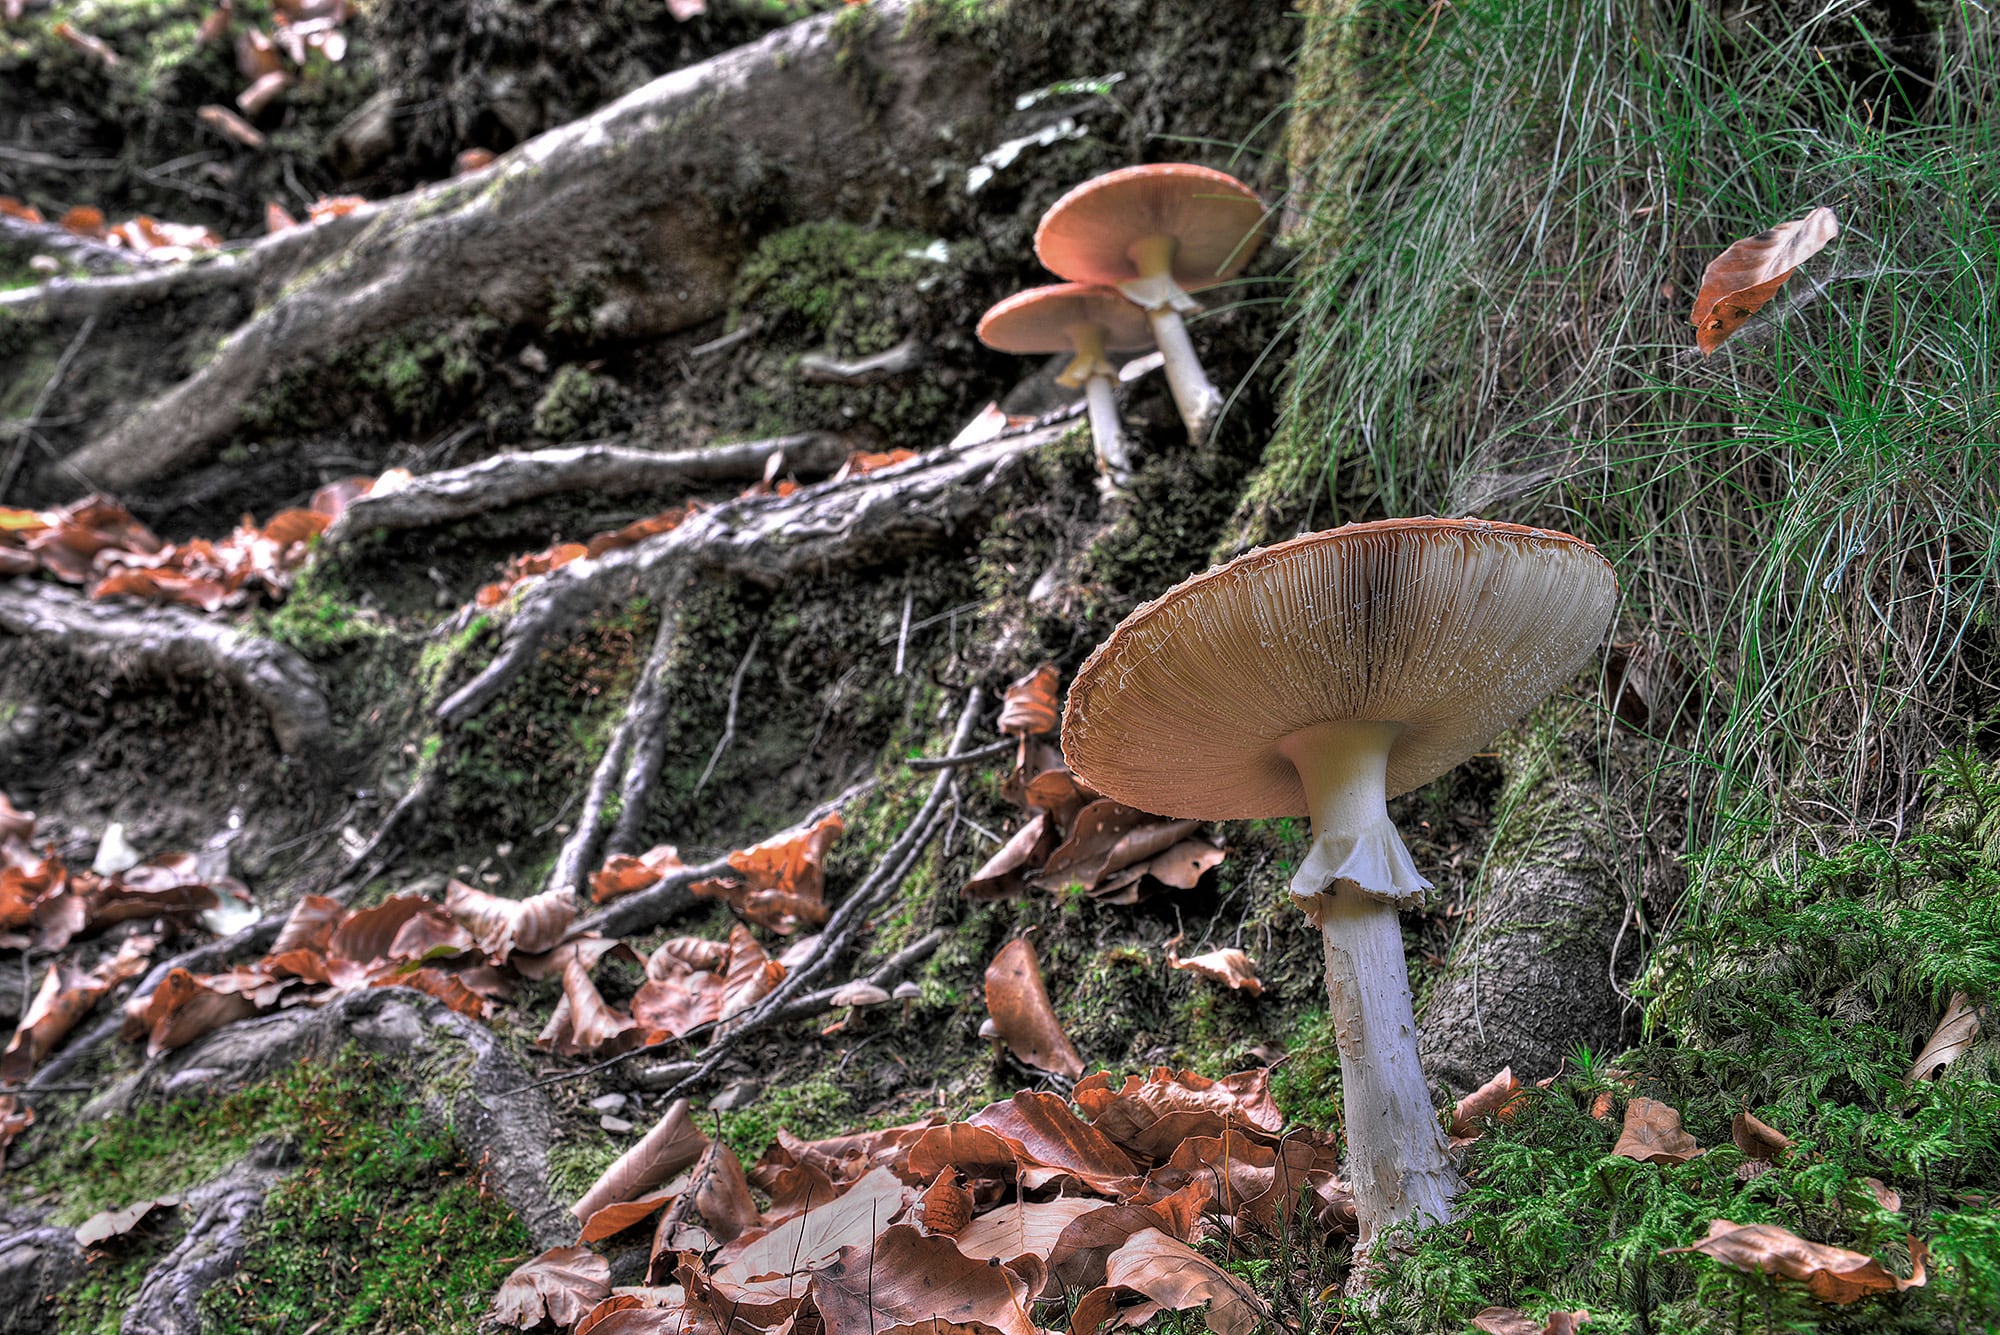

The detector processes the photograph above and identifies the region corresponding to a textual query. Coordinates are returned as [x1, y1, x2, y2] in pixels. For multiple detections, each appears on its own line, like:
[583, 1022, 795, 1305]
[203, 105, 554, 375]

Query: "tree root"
[322, 435, 851, 544]
[437, 423, 1067, 726]
[123, 1142, 294, 1335]
[0, 579, 332, 755]
[29, 0, 1008, 497]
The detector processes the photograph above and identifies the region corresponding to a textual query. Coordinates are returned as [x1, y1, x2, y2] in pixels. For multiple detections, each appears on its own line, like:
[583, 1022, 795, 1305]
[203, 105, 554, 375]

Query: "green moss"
[247, 316, 502, 439]
[531, 363, 622, 441]
[716, 1073, 858, 1166]
[262, 557, 384, 658]
[1356, 755, 2000, 1333]
[57, 1238, 168, 1335]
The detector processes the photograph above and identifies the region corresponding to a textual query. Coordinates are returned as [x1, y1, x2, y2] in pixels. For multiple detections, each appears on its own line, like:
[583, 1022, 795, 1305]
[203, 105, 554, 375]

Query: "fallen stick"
[322, 434, 850, 543]
[0, 579, 331, 755]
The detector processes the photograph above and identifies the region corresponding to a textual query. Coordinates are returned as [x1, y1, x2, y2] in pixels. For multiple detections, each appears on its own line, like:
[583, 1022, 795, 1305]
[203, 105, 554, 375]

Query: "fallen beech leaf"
[308, 195, 366, 222]
[809, 1223, 1038, 1335]
[130, 967, 261, 1055]
[919, 1167, 973, 1235]
[454, 147, 497, 174]
[0, 197, 45, 225]
[1089, 1227, 1268, 1335]
[1472, 1309, 1591, 1335]
[196, 3, 233, 45]
[75, 1195, 180, 1248]
[1732, 1111, 1793, 1163]
[831, 448, 918, 481]
[632, 924, 784, 1038]
[580, 1187, 675, 1243]
[444, 879, 576, 962]
[270, 893, 344, 954]
[60, 207, 106, 240]
[1036, 800, 1202, 894]
[327, 894, 433, 964]
[969, 1091, 1140, 1194]
[1664, 1220, 1927, 1304]
[377, 967, 489, 1018]
[1450, 1067, 1526, 1140]
[1096, 837, 1225, 901]
[721, 811, 844, 933]
[984, 937, 1085, 1079]
[572, 1099, 708, 1222]
[712, 1165, 909, 1283]
[575, 1295, 646, 1335]
[1166, 935, 1261, 995]
[1612, 1096, 1703, 1165]
[1073, 1067, 1284, 1151]
[492, 1246, 612, 1329]
[683, 1138, 762, 1247]
[590, 844, 683, 904]
[752, 1119, 938, 1201]
[203, 102, 269, 146]
[0, 792, 33, 841]
[964, 811, 1057, 902]
[1862, 1178, 1901, 1212]
[1142, 1129, 1350, 1236]
[539, 954, 639, 1056]
[3, 962, 115, 1081]
[54, 22, 121, 68]
[1906, 992, 1980, 1083]
[1691, 206, 1839, 354]
[0, 1096, 34, 1169]
[997, 662, 1060, 737]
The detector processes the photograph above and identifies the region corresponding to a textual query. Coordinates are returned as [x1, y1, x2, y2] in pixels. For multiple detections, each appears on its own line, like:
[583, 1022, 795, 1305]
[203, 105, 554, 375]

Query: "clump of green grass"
[1274, 0, 1999, 885]
[1347, 756, 2000, 1334]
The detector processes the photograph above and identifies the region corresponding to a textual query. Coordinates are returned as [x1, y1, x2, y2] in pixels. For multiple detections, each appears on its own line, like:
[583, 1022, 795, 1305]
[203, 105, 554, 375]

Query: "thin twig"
[692, 634, 759, 798]
[893, 590, 913, 677]
[904, 737, 1013, 770]
[0, 312, 96, 501]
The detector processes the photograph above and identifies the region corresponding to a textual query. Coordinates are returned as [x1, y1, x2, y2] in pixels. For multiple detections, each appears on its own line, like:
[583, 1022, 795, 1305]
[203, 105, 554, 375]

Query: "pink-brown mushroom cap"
[977, 284, 1156, 355]
[1034, 164, 1269, 291]
[1061, 518, 1619, 819]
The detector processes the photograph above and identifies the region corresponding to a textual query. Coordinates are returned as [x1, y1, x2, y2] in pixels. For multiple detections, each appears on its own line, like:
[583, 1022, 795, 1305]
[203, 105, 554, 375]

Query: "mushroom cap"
[1061, 518, 1618, 819]
[977, 283, 1155, 355]
[1035, 164, 1268, 291]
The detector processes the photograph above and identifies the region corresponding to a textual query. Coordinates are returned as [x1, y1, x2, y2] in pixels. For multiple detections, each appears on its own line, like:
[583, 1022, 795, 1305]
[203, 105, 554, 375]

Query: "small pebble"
[599, 1115, 635, 1134]
[589, 1092, 627, 1112]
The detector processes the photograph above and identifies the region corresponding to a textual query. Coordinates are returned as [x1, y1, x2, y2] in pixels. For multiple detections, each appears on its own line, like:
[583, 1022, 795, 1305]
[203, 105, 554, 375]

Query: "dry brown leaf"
[54, 22, 120, 68]
[1451, 1067, 1527, 1140]
[1907, 992, 1980, 1083]
[0, 1096, 33, 1170]
[3, 963, 113, 1082]
[444, 879, 576, 962]
[590, 844, 682, 905]
[264, 200, 297, 232]
[236, 26, 281, 78]
[968, 1091, 1139, 1195]
[631, 924, 784, 1038]
[1095, 838, 1224, 901]
[685, 1138, 762, 1247]
[711, 1165, 909, 1284]
[1691, 206, 1839, 354]
[1073, 1067, 1284, 1156]
[572, 1099, 709, 1223]
[809, 1223, 1038, 1335]
[308, 195, 365, 222]
[984, 937, 1085, 1079]
[491, 1246, 612, 1329]
[202, 102, 269, 146]
[326, 894, 432, 964]
[59, 207, 106, 239]
[0, 197, 45, 225]
[75, 1195, 181, 1248]
[1664, 1219, 1927, 1304]
[919, 1167, 973, 1236]
[1612, 1097, 1703, 1165]
[128, 967, 261, 1055]
[1142, 1129, 1351, 1236]
[539, 954, 639, 1057]
[719, 811, 844, 933]
[1036, 800, 1201, 894]
[269, 893, 344, 955]
[963, 812, 1054, 901]
[1732, 1111, 1793, 1163]
[997, 662, 1061, 737]
[750, 1118, 938, 1200]
[1471, 1309, 1591, 1335]
[378, 967, 489, 1018]
[454, 147, 497, 174]
[1090, 1227, 1268, 1335]
[1165, 935, 1261, 995]
[1862, 1178, 1902, 1212]
[580, 1187, 675, 1243]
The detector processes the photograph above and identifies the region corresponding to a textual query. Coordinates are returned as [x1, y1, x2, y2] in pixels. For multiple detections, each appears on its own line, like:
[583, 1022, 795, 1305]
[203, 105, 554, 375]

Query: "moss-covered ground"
[14, 1050, 527, 1335]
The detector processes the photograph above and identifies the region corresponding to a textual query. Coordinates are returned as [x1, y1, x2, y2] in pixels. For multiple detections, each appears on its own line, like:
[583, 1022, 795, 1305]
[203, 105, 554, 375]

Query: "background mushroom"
[1061, 518, 1619, 1251]
[1034, 163, 1267, 443]
[978, 283, 1155, 493]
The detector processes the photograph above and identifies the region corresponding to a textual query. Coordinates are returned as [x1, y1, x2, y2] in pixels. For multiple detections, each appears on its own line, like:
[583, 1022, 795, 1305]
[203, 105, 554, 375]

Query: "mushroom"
[978, 283, 1154, 493]
[1060, 518, 1618, 1250]
[1034, 164, 1267, 444]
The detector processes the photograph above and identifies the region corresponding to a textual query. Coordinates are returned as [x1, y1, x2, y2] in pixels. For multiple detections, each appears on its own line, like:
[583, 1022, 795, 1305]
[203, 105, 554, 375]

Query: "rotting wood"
[0, 579, 332, 755]
[321, 435, 851, 544]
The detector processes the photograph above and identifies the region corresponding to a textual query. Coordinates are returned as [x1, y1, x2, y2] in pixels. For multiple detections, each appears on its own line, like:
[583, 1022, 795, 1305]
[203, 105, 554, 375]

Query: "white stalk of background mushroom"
[1117, 234, 1223, 444]
[1278, 718, 1459, 1250]
[1057, 321, 1134, 487]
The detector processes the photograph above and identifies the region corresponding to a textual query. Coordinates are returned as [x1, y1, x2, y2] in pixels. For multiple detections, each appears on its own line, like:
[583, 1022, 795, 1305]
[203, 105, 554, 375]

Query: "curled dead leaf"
[1165, 935, 1261, 995]
[1451, 1067, 1526, 1141]
[1732, 1110, 1793, 1163]
[491, 1246, 612, 1330]
[1471, 1308, 1591, 1335]
[1691, 206, 1838, 354]
[571, 1099, 709, 1223]
[76, 1195, 181, 1249]
[997, 662, 1060, 737]
[1612, 1097, 1703, 1165]
[984, 936, 1085, 1079]
[445, 879, 576, 962]
[1906, 992, 1980, 1083]
[1664, 1219, 1927, 1304]
[809, 1223, 1037, 1335]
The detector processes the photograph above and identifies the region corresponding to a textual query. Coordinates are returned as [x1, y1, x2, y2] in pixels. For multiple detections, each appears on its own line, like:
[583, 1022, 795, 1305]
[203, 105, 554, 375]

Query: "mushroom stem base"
[1139, 306, 1223, 445]
[1082, 373, 1134, 488]
[1318, 885, 1461, 1253]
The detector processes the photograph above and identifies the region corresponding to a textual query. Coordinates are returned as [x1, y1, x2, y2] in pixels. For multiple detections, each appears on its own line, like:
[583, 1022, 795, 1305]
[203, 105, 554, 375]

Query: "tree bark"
[1418, 708, 1637, 1092]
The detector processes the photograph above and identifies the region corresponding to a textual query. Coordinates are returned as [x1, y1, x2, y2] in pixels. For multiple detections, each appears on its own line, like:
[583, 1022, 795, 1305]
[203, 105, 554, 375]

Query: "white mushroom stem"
[1058, 327, 1134, 489]
[1277, 719, 1459, 1254]
[1117, 234, 1223, 444]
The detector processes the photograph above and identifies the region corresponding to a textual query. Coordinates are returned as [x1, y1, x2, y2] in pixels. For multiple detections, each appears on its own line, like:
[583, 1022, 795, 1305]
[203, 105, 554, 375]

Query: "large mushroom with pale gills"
[1034, 164, 1267, 445]
[1060, 517, 1618, 1250]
